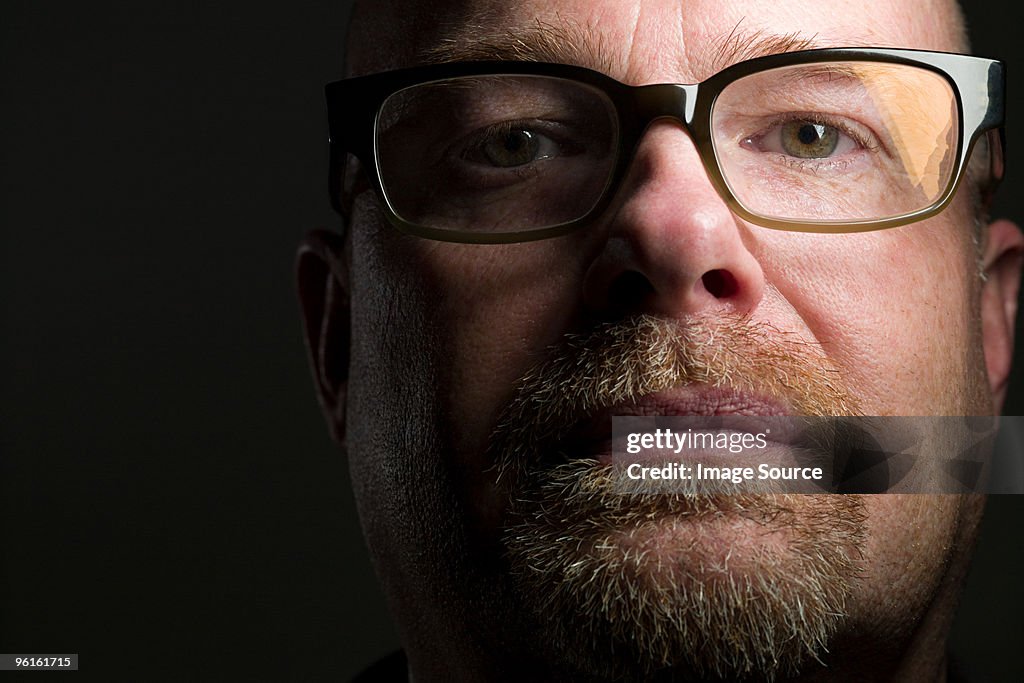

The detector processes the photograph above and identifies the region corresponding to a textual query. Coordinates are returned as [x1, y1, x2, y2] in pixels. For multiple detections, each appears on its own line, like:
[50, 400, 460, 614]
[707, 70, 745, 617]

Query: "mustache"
[488, 314, 860, 480]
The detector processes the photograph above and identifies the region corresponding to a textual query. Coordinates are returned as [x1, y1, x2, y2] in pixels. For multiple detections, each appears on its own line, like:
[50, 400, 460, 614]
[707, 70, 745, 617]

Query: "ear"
[980, 218, 1024, 411]
[296, 228, 350, 444]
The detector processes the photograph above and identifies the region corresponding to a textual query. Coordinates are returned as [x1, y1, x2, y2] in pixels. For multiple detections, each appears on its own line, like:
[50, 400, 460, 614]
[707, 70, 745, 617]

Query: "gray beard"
[503, 461, 866, 681]
[488, 315, 868, 680]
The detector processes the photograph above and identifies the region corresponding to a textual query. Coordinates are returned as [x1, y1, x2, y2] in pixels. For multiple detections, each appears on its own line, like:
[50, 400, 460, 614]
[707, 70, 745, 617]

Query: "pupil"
[506, 131, 529, 151]
[798, 124, 821, 145]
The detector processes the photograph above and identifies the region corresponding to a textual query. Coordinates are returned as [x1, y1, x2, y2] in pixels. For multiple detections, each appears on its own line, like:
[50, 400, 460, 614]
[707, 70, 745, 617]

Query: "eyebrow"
[420, 17, 617, 74]
[703, 26, 822, 76]
[420, 18, 883, 83]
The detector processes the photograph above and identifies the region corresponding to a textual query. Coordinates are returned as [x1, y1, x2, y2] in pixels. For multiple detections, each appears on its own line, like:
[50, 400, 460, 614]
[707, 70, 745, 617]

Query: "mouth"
[562, 386, 798, 467]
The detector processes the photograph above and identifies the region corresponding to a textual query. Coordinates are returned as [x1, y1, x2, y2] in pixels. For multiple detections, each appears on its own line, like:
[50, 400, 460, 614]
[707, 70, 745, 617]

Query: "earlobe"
[980, 218, 1024, 411]
[296, 229, 350, 444]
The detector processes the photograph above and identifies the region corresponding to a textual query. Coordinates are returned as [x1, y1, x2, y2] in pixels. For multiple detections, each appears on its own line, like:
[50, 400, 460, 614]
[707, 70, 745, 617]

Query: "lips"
[563, 386, 795, 465]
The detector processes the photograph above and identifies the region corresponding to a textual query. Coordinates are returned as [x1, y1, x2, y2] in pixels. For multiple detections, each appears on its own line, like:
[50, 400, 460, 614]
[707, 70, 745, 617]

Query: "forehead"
[349, 0, 964, 81]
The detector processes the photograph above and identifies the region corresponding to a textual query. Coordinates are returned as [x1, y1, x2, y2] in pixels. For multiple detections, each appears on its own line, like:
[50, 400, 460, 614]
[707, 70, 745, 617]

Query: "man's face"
[305, 0, 1023, 679]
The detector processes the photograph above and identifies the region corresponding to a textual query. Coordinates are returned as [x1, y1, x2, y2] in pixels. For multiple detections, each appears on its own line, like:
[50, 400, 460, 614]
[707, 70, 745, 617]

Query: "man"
[298, 0, 1023, 680]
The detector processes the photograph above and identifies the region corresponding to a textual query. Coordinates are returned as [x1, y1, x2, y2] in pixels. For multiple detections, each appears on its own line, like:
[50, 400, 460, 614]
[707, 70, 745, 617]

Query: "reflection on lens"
[376, 75, 619, 234]
[712, 62, 958, 224]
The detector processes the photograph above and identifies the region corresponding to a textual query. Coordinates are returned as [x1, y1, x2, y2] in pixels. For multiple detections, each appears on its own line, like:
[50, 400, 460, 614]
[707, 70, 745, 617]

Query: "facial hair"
[488, 315, 867, 681]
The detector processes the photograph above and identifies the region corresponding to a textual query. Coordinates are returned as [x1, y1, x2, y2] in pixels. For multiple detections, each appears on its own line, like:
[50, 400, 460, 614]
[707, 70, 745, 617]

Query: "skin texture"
[299, 0, 1024, 680]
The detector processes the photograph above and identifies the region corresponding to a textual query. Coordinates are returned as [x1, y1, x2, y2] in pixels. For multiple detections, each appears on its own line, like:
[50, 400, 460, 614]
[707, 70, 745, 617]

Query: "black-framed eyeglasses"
[325, 47, 1005, 243]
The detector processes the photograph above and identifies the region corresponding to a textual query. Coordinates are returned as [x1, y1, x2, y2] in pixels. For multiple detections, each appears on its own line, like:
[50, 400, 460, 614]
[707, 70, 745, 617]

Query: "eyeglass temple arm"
[983, 62, 1007, 187]
[944, 57, 1005, 200]
[325, 81, 379, 215]
[979, 60, 1006, 195]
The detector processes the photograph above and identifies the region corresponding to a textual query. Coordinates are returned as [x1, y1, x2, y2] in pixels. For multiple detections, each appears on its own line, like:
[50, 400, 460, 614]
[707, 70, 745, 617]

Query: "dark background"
[2, 2, 1022, 680]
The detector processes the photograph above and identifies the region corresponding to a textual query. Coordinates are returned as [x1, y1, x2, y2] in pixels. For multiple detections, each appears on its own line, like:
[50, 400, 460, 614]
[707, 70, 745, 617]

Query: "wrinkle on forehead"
[419, 20, 886, 83]
[347, 0, 968, 79]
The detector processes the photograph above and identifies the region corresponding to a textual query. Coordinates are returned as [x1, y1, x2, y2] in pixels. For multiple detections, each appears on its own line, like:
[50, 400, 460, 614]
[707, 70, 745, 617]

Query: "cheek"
[760, 218, 984, 415]
[847, 494, 965, 639]
[409, 239, 591, 456]
[349, 218, 595, 536]
[350, 201, 593, 458]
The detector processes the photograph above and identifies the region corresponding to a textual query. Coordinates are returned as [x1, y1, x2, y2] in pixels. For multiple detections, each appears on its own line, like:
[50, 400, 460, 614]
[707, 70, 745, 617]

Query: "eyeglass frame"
[325, 47, 1006, 244]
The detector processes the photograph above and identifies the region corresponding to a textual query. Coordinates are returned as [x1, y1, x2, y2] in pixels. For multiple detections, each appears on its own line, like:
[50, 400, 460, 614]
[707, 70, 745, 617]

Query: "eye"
[462, 122, 561, 168]
[744, 117, 862, 160]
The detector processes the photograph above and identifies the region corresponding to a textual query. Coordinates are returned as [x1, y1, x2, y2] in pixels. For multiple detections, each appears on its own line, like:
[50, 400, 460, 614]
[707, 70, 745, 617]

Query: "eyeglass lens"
[374, 63, 959, 235]
[713, 62, 958, 223]
[376, 76, 619, 234]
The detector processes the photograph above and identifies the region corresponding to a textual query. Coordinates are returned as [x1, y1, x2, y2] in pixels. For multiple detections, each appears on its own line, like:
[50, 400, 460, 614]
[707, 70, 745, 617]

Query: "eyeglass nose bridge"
[621, 82, 725, 200]
[631, 83, 699, 129]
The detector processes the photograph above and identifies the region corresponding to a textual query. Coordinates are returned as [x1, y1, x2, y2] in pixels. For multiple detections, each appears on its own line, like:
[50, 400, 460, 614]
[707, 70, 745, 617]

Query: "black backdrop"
[2, 2, 1022, 680]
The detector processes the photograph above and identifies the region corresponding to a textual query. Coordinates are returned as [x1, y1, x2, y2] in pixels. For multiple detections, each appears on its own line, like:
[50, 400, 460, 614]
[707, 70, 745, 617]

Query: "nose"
[582, 121, 766, 321]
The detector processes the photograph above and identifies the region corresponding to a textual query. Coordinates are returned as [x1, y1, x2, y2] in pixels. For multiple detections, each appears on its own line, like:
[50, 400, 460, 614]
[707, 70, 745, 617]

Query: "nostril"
[702, 268, 738, 299]
[606, 270, 657, 314]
